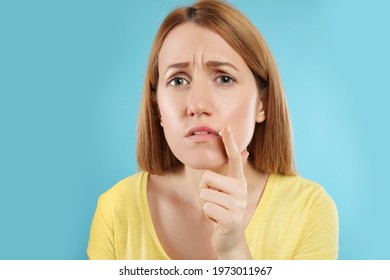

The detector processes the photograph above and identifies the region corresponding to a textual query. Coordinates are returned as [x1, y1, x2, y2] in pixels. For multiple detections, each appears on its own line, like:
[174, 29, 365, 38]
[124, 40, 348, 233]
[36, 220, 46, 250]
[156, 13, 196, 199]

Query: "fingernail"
[226, 125, 232, 135]
[218, 130, 222, 136]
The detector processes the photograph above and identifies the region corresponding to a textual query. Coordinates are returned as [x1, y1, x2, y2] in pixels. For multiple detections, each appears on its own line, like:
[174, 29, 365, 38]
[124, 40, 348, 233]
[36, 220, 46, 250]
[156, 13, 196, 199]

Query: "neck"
[167, 163, 266, 200]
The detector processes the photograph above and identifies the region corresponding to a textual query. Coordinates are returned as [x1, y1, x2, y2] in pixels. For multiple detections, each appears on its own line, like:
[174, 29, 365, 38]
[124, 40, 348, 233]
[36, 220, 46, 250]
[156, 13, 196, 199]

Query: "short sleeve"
[292, 190, 339, 260]
[87, 195, 116, 260]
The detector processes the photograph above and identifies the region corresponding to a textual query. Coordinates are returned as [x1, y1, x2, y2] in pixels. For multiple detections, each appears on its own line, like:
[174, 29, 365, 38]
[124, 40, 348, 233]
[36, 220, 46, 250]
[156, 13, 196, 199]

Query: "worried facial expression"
[157, 22, 265, 171]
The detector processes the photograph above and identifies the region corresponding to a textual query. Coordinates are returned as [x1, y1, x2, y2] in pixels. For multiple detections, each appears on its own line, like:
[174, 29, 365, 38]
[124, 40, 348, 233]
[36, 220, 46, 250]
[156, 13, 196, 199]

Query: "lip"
[185, 125, 221, 142]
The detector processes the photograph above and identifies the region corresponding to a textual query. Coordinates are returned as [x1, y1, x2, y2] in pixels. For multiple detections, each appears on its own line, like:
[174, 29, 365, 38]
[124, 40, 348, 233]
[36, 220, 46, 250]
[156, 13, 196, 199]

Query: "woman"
[87, 0, 338, 260]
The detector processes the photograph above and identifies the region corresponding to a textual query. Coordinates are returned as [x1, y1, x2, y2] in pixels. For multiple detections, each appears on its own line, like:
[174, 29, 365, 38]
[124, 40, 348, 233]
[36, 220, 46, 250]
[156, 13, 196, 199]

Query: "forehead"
[158, 22, 247, 69]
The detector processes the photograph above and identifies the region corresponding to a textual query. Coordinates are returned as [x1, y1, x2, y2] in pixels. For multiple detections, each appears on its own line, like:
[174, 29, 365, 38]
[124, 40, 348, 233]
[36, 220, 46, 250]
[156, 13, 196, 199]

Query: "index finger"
[219, 125, 248, 179]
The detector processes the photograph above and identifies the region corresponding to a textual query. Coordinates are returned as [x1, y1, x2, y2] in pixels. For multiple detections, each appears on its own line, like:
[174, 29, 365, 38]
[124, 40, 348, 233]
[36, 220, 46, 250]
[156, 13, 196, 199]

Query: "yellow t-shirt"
[87, 171, 338, 259]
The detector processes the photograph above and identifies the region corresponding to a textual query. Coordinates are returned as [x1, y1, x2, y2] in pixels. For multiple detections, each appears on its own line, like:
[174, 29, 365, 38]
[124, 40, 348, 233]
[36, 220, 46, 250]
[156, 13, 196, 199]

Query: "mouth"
[185, 126, 221, 142]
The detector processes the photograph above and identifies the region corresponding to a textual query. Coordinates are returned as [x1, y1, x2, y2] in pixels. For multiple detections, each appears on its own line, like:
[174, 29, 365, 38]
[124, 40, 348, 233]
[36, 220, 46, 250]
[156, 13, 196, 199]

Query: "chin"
[182, 155, 227, 171]
[170, 142, 228, 171]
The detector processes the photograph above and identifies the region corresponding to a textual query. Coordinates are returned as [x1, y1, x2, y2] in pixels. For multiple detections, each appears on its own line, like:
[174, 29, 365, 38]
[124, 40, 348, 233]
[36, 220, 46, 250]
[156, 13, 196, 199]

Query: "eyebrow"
[163, 60, 239, 75]
[164, 62, 190, 75]
[206, 61, 239, 71]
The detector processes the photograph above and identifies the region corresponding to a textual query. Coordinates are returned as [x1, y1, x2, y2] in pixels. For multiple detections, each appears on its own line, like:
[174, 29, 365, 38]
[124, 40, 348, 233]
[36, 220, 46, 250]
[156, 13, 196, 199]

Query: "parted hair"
[137, 0, 296, 176]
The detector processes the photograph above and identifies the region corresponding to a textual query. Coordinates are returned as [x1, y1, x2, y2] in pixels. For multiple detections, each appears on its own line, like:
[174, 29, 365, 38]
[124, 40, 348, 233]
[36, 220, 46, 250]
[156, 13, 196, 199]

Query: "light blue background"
[0, 0, 389, 259]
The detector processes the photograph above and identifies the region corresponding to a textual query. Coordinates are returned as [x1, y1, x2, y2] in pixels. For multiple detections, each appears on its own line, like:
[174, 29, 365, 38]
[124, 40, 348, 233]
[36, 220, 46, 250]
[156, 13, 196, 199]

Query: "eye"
[168, 77, 189, 87]
[216, 75, 235, 85]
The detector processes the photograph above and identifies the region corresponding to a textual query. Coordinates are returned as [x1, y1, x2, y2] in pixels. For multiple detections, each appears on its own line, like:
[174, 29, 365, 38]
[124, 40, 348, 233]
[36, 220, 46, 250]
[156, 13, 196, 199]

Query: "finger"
[203, 201, 225, 223]
[220, 125, 248, 179]
[200, 187, 243, 211]
[203, 202, 241, 231]
[199, 170, 246, 197]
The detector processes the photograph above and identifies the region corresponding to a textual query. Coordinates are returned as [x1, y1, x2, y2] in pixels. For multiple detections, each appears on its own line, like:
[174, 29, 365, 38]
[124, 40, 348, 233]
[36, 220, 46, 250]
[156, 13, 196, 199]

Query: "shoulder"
[269, 174, 337, 212]
[97, 171, 148, 212]
[272, 174, 328, 196]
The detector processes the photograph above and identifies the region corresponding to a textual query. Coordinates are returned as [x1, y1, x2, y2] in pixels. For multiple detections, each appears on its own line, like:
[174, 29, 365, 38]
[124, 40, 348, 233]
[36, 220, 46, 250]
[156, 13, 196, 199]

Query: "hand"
[199, 125, 252, 259]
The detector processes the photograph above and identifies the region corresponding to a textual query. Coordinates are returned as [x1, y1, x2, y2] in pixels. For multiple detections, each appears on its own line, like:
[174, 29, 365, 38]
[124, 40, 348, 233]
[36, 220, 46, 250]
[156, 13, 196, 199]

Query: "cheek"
[157, 96, 185, 147]
[157, 91, 185, 123]
[227, 99, 258, 150]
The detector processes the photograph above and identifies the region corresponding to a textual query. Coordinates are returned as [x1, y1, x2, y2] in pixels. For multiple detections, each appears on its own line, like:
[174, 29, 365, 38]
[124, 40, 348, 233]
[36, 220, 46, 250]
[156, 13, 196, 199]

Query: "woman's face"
[157, 22, 265, 171]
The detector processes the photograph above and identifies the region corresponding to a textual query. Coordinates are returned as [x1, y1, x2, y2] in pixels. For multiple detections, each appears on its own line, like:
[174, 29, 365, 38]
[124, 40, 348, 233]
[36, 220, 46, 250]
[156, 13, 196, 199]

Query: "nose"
[187, 81, 214, 117]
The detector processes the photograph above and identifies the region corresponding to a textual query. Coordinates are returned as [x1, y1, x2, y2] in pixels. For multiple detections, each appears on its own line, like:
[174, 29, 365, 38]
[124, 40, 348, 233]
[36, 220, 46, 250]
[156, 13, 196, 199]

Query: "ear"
[256, 101, 266, 123]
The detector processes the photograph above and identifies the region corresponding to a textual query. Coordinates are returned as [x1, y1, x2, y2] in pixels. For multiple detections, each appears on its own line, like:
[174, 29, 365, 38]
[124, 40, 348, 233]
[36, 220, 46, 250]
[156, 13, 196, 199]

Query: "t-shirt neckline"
[141, 171, 276, 260]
